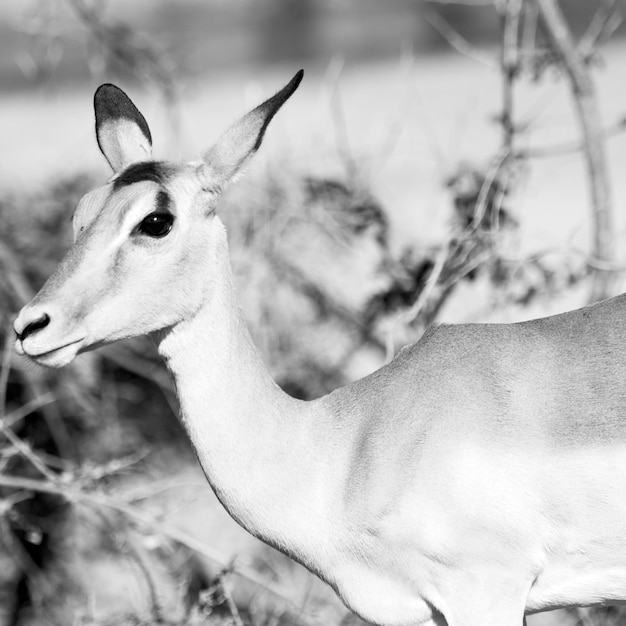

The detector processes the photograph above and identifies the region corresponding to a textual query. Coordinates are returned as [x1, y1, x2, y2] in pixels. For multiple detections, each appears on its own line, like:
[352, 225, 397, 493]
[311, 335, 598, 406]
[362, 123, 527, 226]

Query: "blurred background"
[1, 1, 626, 624]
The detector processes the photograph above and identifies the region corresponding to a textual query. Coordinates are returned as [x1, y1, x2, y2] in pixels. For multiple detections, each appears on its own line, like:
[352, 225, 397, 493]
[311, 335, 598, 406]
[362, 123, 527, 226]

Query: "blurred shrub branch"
[426, 0, 625, 303]
[533, 0, 618, 301]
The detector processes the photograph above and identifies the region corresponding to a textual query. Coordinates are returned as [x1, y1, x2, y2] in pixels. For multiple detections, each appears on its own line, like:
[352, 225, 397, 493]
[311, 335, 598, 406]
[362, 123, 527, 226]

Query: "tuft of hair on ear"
[199, 70, 304, 191]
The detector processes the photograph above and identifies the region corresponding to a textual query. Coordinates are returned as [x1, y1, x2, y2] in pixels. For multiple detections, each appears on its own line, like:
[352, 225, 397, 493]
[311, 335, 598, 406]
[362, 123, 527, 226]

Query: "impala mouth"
[17, 338, 86, 368]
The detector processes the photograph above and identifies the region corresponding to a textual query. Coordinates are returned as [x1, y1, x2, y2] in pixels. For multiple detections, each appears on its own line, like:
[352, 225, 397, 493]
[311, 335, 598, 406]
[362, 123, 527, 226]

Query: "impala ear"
[94, 84, 152, 173]
[198, 70, 303, 192]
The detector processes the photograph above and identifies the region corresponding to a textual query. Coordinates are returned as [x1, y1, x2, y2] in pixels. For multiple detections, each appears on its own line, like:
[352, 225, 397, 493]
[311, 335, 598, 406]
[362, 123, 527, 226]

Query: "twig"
[499, 0, 522, 158]
[72, 449, 149, 487]
[439, 249, 493, 290]
[534, 0, 616, 302]
[384, 241, 451, 362]
[0, 242, 35, 307]
[502, 245, 626, 273]
[370, 51, 417, 180]
[118, 478, 210, 505]
[578, 0, 623, 60]
[219, 571, 245, 626]
[124, 533, 165, 623]
[325, 57, 360, 184]
[522, 2, 539, 62]
[489, 168, 511, 235]
[471, 149, 510, 231]
[517, 116, 626, 159]
[0, 421, 58, 482]
[424, 9, 496, 68]
[404, 241, 450, 323]
[0, 516, 47, 614]
[2, 393, 57, 430]
[89, 505, 165, 624]
[25, 377, 74, 461]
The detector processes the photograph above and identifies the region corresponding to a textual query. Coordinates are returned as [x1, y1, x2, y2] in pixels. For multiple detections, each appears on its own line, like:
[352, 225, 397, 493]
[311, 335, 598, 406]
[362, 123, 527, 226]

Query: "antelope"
[12, 71, 626, 626]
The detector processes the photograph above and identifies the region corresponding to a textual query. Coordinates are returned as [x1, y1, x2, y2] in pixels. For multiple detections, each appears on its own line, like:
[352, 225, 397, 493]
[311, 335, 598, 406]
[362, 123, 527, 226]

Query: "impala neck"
[156, 221, 331, 555]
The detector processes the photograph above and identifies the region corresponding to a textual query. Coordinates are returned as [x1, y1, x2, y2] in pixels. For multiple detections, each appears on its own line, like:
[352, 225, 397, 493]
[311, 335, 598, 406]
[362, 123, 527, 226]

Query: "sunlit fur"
[14, 78, 626, 626]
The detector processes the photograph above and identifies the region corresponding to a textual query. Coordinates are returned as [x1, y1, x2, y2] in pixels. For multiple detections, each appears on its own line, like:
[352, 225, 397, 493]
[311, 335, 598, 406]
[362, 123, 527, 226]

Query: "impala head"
[14, 71, 303, 368]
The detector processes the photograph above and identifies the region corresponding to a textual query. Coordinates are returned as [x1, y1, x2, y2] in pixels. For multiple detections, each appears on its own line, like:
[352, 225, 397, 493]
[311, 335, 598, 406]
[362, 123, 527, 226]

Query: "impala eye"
[137, 212, 174, 238]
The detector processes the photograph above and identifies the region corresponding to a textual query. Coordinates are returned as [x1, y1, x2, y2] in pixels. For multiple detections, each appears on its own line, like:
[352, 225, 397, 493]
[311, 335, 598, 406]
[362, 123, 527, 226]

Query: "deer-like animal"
[13, 72, 626, 626]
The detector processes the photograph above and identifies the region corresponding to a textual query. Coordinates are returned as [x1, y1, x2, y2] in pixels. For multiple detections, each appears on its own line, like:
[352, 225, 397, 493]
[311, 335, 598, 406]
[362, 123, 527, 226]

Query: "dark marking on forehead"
[113, 161, 172, 190]
[156, 190, 172, 213]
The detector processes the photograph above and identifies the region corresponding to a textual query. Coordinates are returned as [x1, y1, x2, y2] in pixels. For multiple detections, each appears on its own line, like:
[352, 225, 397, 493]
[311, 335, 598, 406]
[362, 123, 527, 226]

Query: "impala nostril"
[18, 313, 51, 341]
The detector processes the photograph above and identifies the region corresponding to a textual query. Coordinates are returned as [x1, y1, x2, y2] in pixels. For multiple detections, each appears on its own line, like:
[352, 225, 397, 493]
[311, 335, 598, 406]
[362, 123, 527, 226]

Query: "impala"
[13, 72, 626, 626]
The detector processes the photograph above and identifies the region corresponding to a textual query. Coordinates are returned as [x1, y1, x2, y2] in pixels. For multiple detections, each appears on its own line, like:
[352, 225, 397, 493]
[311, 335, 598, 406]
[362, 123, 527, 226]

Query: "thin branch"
[423, 9, 496, 68]
[384, 240, 451, 361]
[0, 421, 57, 482]
[325, 56, 360, 183]
[578, 0, 623, 59]
[502, 245, 626, 273]
[518, 116, 626, 159]
[403, 241, 450, 324]
[522, 2, 539, 62]
[370, 51, 417, 180]
[220, 571, 245, 626]
[471, 149, 510, 231]
[118, 478, 210, 505]
[71, 449, 149, 487]
[439, 250, 494, 290]
[499, 0, 522, 158]
[2, 393, 57, 430]
[11, 368, 75, 460]
[534, 0, 616, 302]
[0, 516, 46, 611]
[123, 534, 165, 623]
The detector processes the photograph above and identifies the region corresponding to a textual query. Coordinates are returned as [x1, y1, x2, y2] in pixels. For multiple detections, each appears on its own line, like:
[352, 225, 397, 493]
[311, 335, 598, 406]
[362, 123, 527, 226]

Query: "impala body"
[13, 73, 626, 626]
